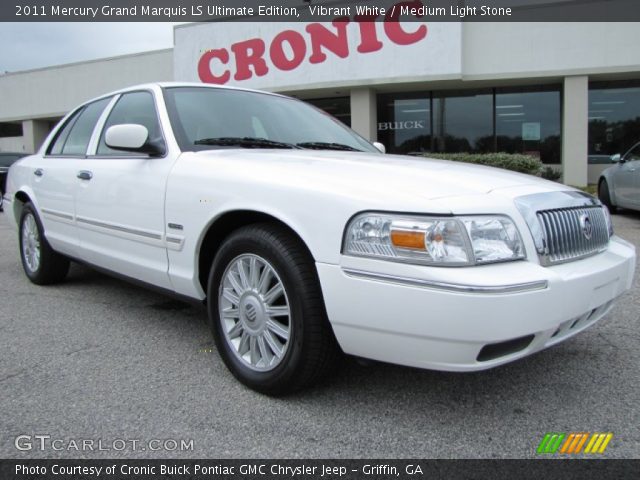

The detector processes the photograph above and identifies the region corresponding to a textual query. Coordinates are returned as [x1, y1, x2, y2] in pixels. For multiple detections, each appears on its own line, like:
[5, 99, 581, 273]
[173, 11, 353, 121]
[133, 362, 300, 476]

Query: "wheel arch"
[598, 171, 617, 206]
[196, 209, 316, 294]
[12, 190, 35, 225]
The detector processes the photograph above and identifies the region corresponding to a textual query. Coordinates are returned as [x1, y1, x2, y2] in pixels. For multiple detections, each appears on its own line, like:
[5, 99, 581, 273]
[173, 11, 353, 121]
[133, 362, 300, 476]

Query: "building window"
[377, 85, 561, 164]
[433, 90, 493, 154]
[306, 97, 351, 127]
[377, 94, 431, 154]
[495, 86, 561, 164]
[589, 80, 640, 162]
[0, 122, 23, 138]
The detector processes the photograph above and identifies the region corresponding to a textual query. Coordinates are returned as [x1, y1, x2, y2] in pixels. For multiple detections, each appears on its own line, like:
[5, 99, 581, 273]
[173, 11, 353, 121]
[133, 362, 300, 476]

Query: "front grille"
[536, 206, 609, 265]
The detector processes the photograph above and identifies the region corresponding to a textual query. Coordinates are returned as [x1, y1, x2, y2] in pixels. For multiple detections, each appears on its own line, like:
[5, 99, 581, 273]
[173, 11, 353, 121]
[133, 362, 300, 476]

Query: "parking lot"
[1, 209, 639, 459]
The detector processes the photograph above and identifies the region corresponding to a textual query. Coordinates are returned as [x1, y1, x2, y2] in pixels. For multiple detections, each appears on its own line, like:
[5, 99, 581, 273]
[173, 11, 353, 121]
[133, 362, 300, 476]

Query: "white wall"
[0, 49, 174, 122]
[562, 76, 589, 186]
[0, 137, 27, 153]
[462, 23, 640, 80]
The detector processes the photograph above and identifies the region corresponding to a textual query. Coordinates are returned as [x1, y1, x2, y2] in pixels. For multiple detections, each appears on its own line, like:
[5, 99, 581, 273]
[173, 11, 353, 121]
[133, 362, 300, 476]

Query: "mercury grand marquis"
[4, 83, 636, 394]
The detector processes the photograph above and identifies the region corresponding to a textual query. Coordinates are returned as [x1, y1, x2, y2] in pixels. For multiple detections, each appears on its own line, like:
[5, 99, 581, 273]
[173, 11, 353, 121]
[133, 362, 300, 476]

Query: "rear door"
[31, 98, 111, 257]
[74, 89, 176, 289]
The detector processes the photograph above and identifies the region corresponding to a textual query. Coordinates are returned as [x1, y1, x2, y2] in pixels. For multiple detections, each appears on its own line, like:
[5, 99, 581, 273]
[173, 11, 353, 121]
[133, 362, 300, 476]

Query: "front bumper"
[317, 236, 635, 371]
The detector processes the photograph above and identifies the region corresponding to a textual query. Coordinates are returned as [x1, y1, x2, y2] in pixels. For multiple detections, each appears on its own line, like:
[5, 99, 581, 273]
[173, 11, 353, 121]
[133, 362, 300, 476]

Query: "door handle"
[33, 168, 43, 177]
[77, 170, 93, 180]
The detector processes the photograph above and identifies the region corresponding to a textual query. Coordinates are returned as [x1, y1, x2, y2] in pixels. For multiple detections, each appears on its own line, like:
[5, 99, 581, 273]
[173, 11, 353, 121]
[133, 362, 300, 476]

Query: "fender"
[9, 186, 39, 231]
[170, 201, 318, 300]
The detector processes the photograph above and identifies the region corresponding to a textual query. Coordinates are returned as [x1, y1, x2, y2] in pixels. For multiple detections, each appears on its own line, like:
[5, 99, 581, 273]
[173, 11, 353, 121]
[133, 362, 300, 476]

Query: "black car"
[0, 152, 26, 212]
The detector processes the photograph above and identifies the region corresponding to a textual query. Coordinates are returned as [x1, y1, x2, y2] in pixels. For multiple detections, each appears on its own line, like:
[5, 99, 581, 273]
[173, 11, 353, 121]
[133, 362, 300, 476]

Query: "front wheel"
[208, 223, 340, 395]
[19, 202, 70, 285]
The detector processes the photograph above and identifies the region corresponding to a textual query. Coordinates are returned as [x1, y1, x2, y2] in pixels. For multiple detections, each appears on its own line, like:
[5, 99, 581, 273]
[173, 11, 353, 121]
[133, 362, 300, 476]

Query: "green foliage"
[573, 184, 598, 195]
[419, 152, 544, 176]
[540, 166, 562, 182]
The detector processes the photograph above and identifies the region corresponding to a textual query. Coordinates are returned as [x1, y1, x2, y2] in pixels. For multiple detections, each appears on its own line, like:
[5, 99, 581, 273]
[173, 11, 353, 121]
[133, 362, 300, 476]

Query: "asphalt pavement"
[1, 209, 638, 459]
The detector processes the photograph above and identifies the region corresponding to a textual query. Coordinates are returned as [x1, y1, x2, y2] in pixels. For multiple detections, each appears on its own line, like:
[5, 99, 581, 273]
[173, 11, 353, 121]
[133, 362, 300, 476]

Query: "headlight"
[602, 205, 614, 237]
[343, 213, 525, 266]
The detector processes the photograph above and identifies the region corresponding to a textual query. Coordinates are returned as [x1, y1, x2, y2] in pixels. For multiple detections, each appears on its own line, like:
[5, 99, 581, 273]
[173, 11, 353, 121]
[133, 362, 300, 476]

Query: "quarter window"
[97, 91, 162, 155]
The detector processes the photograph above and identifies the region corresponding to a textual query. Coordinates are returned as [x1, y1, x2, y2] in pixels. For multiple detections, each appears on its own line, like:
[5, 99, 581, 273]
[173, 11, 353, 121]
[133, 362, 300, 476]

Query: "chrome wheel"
[21, 213, 41, 273]
[218, 254, 291, 372]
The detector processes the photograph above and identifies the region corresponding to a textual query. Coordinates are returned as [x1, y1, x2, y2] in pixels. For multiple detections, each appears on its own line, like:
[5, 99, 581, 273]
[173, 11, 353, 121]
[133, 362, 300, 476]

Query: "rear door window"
[49, 98, 110, 156]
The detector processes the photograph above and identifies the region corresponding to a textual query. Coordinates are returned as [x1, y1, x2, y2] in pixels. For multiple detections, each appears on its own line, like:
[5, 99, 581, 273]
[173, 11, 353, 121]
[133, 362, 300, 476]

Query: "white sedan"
[4, 83, 636, 394]
[599, 141, 640, 212]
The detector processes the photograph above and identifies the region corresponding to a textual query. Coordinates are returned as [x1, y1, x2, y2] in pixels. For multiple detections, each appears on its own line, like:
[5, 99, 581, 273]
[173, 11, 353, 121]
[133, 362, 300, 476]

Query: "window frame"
[44, 97, 113, 158]
[88, 89, 167, 159]
[45, 106, 84, 158]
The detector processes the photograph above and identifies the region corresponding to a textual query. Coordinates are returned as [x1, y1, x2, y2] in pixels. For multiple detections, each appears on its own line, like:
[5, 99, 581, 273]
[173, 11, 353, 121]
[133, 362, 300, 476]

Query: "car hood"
[189, 149, 567, 204]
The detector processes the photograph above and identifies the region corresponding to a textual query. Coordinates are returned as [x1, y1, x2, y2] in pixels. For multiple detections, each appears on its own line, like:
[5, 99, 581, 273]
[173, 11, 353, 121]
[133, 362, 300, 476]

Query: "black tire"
[598, 179, 617, 213]
[19, 202, 70, 285]
[207, 223, 340, 395]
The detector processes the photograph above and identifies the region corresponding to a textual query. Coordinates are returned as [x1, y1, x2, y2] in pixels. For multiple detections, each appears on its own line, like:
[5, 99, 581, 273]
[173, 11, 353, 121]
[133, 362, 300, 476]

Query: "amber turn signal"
[390, 229, 425, 250]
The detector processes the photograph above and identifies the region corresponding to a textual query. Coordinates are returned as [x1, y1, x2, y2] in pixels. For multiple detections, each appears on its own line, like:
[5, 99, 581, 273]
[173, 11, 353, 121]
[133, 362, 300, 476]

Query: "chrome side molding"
[342, 268, 548, 294]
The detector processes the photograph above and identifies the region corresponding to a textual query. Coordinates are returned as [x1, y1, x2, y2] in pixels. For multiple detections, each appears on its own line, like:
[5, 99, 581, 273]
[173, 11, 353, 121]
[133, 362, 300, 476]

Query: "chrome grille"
[536, 206, 609, 265]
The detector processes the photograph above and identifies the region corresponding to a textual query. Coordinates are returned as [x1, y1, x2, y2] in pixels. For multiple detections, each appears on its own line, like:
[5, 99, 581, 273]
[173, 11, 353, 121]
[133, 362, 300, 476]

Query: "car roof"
[92, 82, 287, 103]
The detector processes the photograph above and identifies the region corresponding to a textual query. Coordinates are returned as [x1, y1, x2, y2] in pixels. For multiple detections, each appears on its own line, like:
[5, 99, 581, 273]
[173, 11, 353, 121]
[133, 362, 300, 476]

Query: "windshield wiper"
[194, 137, 299, 149]
[296, 142, 362, 152]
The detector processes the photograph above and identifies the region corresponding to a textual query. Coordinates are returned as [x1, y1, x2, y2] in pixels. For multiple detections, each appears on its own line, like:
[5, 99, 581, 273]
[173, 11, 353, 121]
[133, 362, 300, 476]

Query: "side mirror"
[373, 142, 386, 154]
[610, 153, 622, 163]
[105, 124, 164, 156]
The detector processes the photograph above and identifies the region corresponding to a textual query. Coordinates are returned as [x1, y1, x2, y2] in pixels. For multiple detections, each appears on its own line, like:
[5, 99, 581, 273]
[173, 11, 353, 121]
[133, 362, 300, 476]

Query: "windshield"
[163, 87, 379, 153]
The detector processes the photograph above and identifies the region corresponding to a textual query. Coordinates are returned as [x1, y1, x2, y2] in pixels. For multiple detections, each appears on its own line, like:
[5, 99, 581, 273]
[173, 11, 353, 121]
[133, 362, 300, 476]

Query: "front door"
[74, 90, 176, 290]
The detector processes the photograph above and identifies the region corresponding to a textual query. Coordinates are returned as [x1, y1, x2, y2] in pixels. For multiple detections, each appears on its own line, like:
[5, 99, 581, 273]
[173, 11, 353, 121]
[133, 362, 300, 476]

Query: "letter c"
[384, 0, 428, 45]
[198, 49, 231, 84]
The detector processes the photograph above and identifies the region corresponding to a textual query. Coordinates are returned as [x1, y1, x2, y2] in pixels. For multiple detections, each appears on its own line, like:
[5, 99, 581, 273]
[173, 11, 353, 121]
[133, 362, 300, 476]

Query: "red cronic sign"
[197, 0, 428, 84]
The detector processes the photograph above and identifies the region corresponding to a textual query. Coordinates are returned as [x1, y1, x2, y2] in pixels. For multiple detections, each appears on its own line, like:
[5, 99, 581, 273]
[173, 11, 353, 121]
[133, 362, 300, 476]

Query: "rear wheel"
[598, 179, 617, 213]
[19, 203, 70, 285]
[207, 223, 340, 395]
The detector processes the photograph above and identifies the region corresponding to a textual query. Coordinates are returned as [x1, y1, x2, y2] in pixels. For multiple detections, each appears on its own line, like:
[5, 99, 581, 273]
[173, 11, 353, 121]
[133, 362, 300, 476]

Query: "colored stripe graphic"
[537, 433, 565, 454]
[574, 433, 590, 453]
[560, 433, 590, 454]
[584, 433, 613, 454]
[539, 433, 613, 454]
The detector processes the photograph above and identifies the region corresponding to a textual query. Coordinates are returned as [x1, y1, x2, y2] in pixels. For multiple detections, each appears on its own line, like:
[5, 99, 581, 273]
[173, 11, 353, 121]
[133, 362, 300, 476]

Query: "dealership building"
[1, 20, 639, 186]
